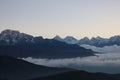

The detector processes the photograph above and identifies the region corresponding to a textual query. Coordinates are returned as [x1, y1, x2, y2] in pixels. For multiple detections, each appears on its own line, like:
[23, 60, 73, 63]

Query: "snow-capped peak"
[53, 35, 63, 42]
[0, 29, 20, 37]
[0, 29, 33, 44]
[109, 35, 120, 42]
[63, 36, 78, 44]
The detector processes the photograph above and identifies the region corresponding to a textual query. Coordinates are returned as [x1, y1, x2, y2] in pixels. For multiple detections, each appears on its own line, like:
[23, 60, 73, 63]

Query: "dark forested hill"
[0, 56, 72, 80]
[31, 70, 120, 80]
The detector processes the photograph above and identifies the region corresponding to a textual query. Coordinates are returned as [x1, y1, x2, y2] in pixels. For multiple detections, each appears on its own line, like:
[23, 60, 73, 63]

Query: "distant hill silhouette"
[31, 70, 120, 80]
[0, 56, 72, 80]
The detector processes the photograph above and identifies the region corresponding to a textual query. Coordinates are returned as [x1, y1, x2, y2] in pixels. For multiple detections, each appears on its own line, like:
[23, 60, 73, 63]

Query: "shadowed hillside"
[0, 56, 72, 80]
[31, 71, 120, 80]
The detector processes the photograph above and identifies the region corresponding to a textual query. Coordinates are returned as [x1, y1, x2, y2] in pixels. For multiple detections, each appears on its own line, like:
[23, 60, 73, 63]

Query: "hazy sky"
[0, 0, 120, 39]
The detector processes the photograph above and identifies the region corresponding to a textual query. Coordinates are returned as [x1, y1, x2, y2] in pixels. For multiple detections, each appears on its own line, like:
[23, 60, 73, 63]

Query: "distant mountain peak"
[82, 37, 89, 40]
[54, 35, 62, 38]
[53, 35, 63, 42]
[95, 36, 103, 39]
[1, 29, 20, 36]
[0, 29, 33, 44]
[64, 36, 78, 44]
[64, 36, 77, 40]
[54, 35, 79, 44]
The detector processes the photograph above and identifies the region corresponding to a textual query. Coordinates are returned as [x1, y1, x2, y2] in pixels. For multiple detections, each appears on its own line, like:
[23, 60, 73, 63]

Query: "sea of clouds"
[80, 44, 120, 53]
[22, 45, 120, 74]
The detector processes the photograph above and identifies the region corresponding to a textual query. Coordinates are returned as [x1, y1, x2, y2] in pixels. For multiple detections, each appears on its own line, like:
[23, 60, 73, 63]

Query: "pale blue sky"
[0, 0, 120, 39]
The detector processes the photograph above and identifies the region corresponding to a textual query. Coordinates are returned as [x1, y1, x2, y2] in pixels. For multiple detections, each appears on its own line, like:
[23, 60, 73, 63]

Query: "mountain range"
[54, 35, 120, 47]
[0, 29, 94, 58]
[1, 29, 120, 80]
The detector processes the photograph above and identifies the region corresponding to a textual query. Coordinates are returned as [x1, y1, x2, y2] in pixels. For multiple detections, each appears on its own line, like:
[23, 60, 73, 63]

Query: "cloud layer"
[22, 52, 120, 74]
[80, 44, 120, 53]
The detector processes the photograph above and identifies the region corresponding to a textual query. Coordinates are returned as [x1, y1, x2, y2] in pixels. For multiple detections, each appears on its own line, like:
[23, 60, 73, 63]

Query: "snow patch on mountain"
[54, 35, 120, 47]
[63, 36, 78, 44]
[53, 35, 64, 42]
[54, 36, 78, 44]
[0, 29, 34, 44]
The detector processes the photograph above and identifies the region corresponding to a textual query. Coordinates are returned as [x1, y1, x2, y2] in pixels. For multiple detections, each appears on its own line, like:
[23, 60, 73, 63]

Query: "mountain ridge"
[31, 69, 120, 80]
[0, 29, 94, 58]
[53, 35, 120, 47]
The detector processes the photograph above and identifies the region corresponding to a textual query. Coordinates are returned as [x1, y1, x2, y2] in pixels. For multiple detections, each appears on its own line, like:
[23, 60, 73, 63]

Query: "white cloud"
[80, 44, 120, 53]
[22, 53, 120, 74]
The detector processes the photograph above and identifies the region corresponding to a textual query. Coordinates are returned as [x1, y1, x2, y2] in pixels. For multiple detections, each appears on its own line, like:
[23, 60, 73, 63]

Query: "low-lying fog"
[81, 44, 120, 53]
[22, 45, 120, 74]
